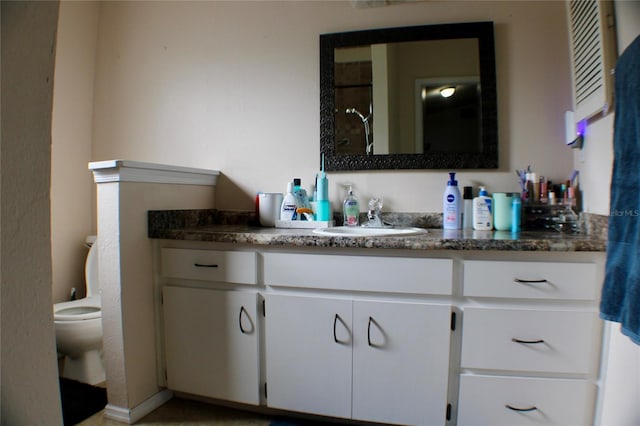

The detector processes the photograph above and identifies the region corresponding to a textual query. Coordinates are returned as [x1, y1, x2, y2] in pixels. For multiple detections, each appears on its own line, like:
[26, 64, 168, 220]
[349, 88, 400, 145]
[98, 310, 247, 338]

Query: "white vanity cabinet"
[153, 240, 606, 426]
[263, 252, 454, 426]
[159, 248, 260, 405]
[457, 259, 603, 426]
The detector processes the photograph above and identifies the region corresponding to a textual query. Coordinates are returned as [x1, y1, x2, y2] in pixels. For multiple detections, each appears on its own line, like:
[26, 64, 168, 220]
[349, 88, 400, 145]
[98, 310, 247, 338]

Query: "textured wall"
[1, 1, 63, 424]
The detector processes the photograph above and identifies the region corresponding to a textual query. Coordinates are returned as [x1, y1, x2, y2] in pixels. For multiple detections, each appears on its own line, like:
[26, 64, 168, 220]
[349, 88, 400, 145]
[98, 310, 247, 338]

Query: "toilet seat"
[54, 296, 101, 322]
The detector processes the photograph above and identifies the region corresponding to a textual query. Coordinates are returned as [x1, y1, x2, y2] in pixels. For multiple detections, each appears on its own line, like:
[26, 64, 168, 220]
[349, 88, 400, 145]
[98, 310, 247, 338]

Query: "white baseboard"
[104, 389, 173, 424]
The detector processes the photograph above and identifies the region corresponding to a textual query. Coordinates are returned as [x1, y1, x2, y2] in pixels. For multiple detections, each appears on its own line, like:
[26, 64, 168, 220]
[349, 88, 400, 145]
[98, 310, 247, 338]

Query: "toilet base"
[61, 349, 105, 386]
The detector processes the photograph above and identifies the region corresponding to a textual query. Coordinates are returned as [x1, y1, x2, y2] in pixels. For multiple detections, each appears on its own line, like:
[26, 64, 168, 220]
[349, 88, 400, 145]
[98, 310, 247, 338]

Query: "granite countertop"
[148, 210, 607, 252]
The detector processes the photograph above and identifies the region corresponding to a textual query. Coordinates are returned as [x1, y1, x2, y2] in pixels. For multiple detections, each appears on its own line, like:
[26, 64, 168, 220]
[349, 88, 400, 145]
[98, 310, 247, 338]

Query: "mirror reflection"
[320, 22, 498, 170]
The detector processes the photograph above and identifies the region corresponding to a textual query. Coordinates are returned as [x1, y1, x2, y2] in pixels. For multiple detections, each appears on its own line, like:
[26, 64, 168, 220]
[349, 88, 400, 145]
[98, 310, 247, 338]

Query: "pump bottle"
[473, 186, 493, 230]
[343, 185, 360, 226]
[443, 172, 461, 229]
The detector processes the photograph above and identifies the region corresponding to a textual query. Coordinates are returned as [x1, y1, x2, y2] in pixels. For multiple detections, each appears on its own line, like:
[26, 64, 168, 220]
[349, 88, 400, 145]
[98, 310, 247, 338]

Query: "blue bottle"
[511, 195, 522, 233]
[443, 172, 461, 229]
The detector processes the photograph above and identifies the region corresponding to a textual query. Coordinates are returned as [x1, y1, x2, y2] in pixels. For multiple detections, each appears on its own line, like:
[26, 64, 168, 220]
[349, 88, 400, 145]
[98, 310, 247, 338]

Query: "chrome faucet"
[364, 197, 384, 227]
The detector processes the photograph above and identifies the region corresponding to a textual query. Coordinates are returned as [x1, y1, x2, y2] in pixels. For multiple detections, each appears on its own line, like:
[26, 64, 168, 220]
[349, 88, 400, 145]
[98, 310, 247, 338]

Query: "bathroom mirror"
[320, 21, 498, 170]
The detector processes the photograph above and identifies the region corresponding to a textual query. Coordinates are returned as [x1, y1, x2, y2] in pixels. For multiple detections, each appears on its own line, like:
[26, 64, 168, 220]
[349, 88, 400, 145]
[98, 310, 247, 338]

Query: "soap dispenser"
[343, 185, 360, 226]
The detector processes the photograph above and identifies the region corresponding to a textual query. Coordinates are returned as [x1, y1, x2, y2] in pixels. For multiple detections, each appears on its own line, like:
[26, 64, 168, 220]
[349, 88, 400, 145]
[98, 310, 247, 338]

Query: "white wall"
[589, 2, 640, 425]
[0, 1, 63, 424]
[89, 0, 574, 212]
[51, 1, 100, 303]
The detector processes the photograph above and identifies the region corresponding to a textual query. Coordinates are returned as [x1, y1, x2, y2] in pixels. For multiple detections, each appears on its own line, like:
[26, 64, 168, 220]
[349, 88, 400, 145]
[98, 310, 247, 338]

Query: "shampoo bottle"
[443, 172, 461, 229]
[343, 185, 360, 226]
[280, 181, 297, 221]
[473, 186, 493, 230]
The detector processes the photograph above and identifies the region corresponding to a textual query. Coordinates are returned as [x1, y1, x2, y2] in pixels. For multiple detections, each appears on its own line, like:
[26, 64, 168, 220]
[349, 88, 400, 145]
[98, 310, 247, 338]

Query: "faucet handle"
[368, 197, 383, 211]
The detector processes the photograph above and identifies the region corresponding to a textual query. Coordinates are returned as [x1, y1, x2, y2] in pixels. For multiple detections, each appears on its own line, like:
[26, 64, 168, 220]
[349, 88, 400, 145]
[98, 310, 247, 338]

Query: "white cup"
[258, 193, 284, 227]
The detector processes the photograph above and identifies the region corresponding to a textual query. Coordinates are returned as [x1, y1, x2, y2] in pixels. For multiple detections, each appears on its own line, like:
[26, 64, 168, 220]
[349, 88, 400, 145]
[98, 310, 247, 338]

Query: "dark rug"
[59, 378, 107, 425]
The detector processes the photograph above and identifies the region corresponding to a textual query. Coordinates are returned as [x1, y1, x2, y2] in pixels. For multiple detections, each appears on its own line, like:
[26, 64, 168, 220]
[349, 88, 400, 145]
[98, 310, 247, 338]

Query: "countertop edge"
[148, 210, 607, 253]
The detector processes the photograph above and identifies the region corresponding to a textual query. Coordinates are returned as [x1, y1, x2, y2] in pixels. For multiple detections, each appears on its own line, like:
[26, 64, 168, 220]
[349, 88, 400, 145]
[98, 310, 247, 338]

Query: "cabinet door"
[352, 300, 452, 426]
[162, 286, 259, 405]
[265, 294, 352, 419]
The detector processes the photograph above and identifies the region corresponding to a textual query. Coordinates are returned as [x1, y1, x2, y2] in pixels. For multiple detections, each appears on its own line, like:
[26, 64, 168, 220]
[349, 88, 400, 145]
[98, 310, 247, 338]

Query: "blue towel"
[601, 35, 640, 345]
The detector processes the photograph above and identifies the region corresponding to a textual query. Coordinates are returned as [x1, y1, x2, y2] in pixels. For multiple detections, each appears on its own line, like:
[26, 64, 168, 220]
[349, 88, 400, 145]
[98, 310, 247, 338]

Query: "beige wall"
[89, 0, 573, 211]
[1, 1, 63, 424]
[52, 0, 577, 304]
[51, 1, 100, 303]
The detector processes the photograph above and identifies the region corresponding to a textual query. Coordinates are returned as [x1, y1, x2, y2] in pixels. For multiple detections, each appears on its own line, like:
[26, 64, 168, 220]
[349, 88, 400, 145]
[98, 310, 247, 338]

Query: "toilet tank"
[85, 237, 99, 297]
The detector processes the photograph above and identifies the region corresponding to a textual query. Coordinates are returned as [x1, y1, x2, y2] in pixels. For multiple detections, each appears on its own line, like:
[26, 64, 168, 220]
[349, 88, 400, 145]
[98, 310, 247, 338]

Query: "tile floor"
[77, 397, 354, 426]
[78, 398, 273, 426]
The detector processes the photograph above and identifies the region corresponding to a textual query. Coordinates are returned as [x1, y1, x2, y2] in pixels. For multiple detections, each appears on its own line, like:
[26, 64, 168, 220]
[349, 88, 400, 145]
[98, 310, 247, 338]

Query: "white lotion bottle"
[280, 181, 297, 221]
[472, 186, 493, 230]
[443, 172, 461, 229]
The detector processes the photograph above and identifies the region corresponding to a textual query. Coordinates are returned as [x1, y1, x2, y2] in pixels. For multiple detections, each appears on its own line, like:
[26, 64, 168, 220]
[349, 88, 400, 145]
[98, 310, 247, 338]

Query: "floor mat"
[59, 378, 107, 426]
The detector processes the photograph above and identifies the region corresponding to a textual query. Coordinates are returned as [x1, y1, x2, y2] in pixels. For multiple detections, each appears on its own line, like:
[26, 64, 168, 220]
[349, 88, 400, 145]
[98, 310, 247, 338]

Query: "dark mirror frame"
[320, 21, 498, 171]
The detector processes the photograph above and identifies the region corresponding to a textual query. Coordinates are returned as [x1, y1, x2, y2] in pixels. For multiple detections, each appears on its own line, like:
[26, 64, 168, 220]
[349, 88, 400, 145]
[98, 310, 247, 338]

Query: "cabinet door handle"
[512, 338, 545, 344]
[333, 314, 349, 344]
[367, 316, 385, 348]
[239, 306, 252, 334]
[513, 278, 548, 284]
[194, 263, 219, 268]
[505, 404, 538, 412]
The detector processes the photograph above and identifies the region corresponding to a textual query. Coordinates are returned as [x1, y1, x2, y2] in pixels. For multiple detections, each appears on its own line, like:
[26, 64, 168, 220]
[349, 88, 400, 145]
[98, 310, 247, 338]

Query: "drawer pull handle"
[512, 338, 545, 344]
[505, 404, 538, 412]
[513, 278, 548, 284]
[194, 263, 219, 268]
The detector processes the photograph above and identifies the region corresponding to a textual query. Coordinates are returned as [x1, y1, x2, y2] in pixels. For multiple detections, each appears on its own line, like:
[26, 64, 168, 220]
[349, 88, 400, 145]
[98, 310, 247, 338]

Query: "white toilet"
[54, 236, 105, 385]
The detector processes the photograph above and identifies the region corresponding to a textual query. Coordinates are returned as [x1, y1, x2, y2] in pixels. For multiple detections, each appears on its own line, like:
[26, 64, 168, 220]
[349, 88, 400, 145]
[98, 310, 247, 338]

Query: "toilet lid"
[54, 297, 101, 321]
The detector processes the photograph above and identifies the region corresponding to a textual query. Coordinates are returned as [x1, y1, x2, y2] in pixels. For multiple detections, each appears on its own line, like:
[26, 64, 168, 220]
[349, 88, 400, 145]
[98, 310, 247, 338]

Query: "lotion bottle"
[472, 186, 493, 230]
[343, 185, 360, 226]
[443, 172, 461, 229]
[280, 181, 297, 221]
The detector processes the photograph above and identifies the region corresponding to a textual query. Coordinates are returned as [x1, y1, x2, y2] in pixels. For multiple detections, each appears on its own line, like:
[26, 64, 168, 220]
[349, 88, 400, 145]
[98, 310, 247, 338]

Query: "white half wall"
[90, 161, 218, 417]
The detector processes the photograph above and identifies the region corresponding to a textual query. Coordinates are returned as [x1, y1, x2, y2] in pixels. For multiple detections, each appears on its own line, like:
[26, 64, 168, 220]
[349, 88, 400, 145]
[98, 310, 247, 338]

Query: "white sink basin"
[313, 226, 427, 237]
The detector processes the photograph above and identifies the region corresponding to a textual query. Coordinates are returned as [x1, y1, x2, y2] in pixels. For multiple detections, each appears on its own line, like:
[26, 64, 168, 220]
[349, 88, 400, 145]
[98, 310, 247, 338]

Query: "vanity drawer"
[263, 252, 452, 295]
[461, 307, 600, 374]
[463, 260, 599, 300]
[457, 374, 595, 426]
[161, 248, 257, 285]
